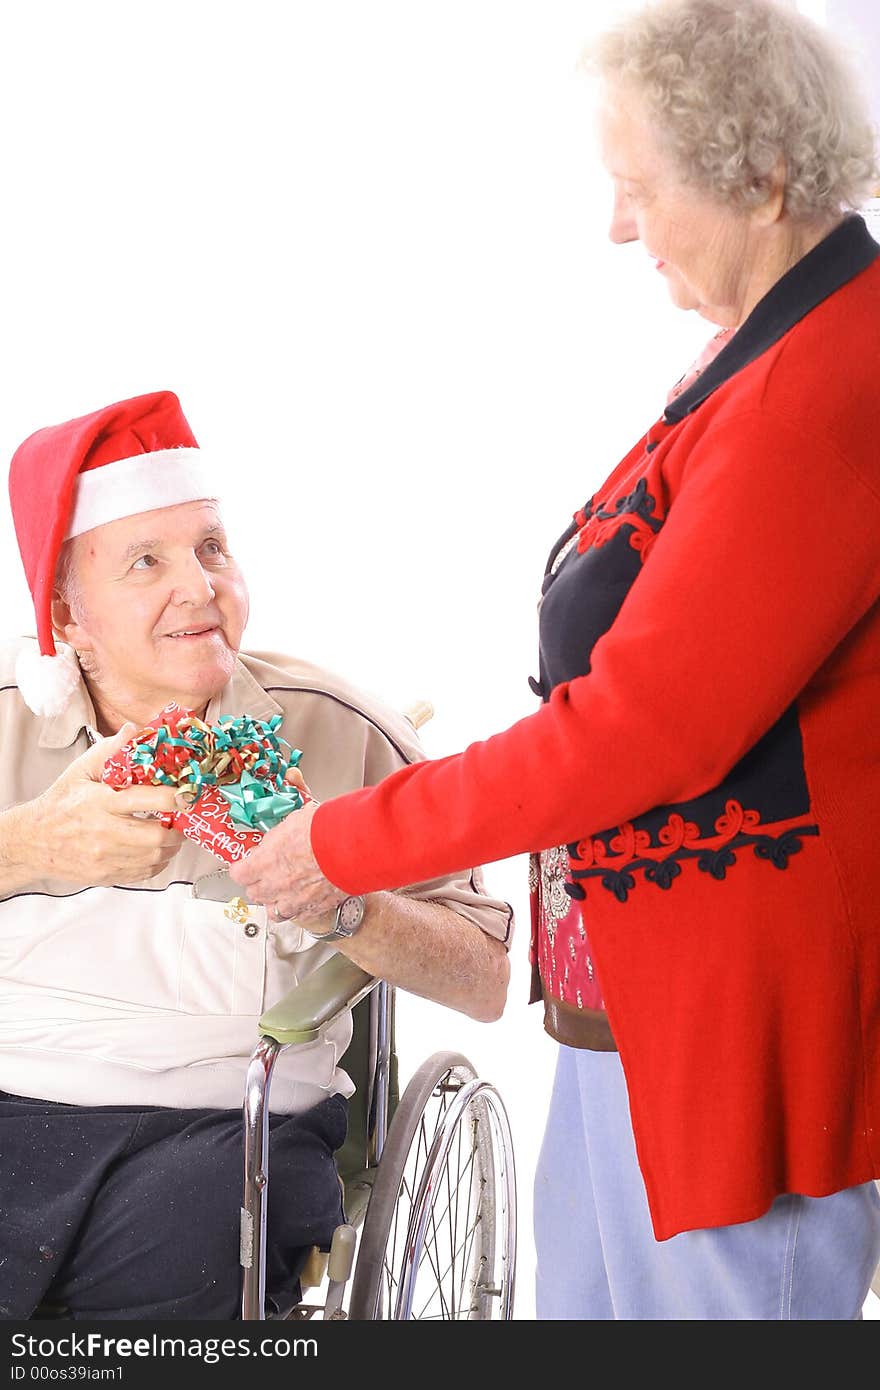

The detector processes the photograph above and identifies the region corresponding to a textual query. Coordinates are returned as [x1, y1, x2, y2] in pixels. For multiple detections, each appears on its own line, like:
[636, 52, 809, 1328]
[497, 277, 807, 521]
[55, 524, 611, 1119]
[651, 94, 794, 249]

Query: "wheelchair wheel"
[347, 1051, 516, 1320]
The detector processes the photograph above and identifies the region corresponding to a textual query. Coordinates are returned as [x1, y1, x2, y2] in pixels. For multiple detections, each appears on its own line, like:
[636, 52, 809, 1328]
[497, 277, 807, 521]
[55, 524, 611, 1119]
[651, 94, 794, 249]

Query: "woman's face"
[596, 85, 760, 327]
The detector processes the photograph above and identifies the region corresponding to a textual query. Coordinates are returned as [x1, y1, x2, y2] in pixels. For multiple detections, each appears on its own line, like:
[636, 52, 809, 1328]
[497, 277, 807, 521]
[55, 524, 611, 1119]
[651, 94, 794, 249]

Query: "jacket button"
[244, 923, 259, 938]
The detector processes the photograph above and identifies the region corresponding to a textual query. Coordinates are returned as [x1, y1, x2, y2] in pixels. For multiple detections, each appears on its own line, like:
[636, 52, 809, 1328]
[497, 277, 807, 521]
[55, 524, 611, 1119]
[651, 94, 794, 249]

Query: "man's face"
[55, 499, 249, 724]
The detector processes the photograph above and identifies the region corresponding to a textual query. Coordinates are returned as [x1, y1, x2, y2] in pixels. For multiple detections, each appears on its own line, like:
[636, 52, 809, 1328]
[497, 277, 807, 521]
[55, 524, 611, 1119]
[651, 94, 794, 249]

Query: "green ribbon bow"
[218, 768, 305, 833]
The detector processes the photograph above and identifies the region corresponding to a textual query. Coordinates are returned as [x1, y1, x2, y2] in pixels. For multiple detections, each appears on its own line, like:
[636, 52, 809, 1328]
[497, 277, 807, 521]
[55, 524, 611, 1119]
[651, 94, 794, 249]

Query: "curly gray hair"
[584, 0, 879, 221]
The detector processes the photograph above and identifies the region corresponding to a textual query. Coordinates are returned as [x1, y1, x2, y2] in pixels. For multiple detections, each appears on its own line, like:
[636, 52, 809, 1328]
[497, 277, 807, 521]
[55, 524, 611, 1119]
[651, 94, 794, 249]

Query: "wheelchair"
[241, 695, 517, 1321]
[241, 960, 518, 1320]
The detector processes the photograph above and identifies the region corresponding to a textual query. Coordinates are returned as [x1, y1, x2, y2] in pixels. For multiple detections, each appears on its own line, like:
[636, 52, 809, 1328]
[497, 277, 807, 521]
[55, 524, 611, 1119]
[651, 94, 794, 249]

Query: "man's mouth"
[164, 625, 220, 640]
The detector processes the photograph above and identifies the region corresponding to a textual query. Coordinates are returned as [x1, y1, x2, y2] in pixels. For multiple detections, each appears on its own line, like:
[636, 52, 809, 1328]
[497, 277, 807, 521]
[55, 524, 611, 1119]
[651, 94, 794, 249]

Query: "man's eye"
[132, 555, 158, 570]
[202, 540, 227, 562]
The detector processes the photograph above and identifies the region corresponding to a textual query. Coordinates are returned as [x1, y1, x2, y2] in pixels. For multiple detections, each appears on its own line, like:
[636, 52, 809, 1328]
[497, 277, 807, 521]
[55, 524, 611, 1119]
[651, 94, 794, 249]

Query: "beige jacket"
[0, 641, 512, 1112]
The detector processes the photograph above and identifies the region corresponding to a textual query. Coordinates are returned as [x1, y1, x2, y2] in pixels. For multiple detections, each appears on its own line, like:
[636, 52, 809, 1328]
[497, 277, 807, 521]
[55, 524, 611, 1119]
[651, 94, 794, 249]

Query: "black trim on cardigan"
[543, 518, 580, 579]
[664, 214, 880, 423]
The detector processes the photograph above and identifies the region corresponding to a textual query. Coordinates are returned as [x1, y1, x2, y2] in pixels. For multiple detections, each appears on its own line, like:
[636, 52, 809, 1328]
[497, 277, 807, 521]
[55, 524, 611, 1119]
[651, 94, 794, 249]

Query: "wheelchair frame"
[240, 958, 517, 1321]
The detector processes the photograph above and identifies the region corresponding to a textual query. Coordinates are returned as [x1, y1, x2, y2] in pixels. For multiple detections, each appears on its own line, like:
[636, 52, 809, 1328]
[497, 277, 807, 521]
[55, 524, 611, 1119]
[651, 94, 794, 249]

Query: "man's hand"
[2, 725, 183, 890]
[229, 798, 347, 927]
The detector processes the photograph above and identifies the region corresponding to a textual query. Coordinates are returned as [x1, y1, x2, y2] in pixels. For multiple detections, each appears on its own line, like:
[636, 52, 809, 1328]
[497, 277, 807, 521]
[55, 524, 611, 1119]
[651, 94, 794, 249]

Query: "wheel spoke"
[445, 1110, 458, 1316]
[416, 1192, 452, 1318]
[414, 1212, 484, 1319]
[389, 1165, 417, 1275]
[457, 1194, 482, 1313]
[352, 1062, 513, 1323]
[417, 1145, 476, 1235]
[413, 1122, 487, 1319]
[389, 1082, 459, 1320]
[411, 1100, 476, 1320]
[457, 1124, 480, 1311]
[386, 1100, 442, 1261]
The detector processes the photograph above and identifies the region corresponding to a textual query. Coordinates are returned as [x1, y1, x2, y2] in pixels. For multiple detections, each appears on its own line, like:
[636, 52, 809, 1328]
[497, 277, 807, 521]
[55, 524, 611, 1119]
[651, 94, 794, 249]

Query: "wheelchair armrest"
[258, 953, 376, 1045]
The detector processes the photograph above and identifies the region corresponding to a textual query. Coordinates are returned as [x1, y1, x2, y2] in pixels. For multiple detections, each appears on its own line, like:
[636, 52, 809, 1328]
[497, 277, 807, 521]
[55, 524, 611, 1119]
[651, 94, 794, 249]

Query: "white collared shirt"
[0, 643, 512, 1112]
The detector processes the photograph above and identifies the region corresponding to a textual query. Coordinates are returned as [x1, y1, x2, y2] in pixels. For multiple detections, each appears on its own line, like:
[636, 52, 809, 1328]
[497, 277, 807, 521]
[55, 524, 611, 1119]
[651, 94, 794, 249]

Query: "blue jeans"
[534, 1044, 880, 1320]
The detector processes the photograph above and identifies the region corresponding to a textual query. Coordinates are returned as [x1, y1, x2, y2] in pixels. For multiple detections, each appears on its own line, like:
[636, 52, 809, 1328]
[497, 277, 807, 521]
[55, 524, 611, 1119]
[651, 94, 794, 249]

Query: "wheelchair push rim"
[347, 1050, 517, 1320]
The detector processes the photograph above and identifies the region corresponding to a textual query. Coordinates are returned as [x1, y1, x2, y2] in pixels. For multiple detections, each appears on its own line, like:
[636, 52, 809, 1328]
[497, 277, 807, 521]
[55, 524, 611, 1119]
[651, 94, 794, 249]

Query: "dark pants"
[0, 1089, 347, 1320]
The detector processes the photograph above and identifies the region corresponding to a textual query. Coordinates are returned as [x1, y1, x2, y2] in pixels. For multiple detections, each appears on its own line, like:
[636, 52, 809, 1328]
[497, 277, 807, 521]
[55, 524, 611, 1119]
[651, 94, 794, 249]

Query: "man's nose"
[170, 554, 216, 606]
[609, 191, 637, 245]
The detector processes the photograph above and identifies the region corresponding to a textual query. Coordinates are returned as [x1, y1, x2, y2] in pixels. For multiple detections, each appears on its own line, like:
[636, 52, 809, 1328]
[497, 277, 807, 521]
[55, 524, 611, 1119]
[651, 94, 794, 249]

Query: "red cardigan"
[313, 216, 880, 1240]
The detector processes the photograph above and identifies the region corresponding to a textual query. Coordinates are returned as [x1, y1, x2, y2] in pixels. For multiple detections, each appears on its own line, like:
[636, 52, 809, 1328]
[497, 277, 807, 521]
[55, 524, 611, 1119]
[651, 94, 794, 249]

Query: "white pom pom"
[15, 645, 81, 717]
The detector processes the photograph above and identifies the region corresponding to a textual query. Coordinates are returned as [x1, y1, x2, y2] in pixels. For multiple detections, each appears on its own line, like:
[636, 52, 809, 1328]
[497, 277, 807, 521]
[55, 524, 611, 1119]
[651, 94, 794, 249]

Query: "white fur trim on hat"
[65, 448, 216, 539]
[15, 644, 82, 717]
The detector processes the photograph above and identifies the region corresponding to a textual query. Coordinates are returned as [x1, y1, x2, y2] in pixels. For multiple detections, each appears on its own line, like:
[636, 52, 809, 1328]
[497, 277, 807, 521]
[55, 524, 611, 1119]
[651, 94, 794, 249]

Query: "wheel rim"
[375, 1065, 515, 1319]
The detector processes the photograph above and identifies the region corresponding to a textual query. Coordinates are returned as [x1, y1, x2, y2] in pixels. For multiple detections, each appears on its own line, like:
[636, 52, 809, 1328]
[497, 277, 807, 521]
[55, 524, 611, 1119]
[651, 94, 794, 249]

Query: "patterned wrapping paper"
[101, 701, 308, 866]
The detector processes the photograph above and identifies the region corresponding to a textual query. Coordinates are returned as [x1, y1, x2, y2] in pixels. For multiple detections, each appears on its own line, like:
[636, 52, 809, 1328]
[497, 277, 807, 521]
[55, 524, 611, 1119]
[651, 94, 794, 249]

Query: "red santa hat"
[8, 389, 215, 716]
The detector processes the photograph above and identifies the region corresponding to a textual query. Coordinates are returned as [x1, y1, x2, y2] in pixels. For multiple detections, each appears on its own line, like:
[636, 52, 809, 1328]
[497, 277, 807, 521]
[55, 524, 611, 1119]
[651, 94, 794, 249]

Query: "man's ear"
[51, 591, 90, 653]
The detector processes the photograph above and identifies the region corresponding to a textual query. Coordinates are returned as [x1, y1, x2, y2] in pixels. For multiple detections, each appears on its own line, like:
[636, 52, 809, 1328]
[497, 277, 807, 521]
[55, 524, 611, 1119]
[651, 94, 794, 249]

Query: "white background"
[0, 0, 876, 1320]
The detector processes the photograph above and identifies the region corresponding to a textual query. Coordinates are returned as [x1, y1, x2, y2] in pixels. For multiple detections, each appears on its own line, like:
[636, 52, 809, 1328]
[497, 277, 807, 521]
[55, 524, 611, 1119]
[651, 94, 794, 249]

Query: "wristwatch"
[304, 894, 367, 943]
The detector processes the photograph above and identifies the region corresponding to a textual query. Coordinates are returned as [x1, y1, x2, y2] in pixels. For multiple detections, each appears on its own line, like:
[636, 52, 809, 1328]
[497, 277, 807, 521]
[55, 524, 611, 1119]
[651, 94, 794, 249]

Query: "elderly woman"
[233, 0, 880, 1321]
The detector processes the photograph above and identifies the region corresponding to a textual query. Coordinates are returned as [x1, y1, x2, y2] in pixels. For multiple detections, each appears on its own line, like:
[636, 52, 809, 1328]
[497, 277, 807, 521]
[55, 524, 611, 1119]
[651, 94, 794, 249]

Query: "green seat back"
[334, 988, 399, 1186]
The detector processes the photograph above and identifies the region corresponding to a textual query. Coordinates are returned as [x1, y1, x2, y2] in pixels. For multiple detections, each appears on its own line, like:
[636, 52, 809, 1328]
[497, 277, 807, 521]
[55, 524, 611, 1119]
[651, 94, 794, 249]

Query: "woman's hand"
[229, 793, 347, 927]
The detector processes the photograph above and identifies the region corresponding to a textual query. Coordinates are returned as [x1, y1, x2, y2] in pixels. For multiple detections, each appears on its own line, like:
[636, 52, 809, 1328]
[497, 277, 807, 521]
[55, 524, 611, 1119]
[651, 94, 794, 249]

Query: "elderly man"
[0, 389, 511, 1320]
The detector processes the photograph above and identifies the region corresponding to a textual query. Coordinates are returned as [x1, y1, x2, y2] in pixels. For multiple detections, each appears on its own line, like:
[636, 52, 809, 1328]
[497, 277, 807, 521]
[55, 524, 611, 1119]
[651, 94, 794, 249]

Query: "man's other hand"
[10, 725, 183, 888]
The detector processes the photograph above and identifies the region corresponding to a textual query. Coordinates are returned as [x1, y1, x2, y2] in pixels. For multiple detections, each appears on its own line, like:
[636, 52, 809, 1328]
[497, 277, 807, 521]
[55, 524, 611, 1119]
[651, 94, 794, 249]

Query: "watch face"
[337, 895, 365, 933]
